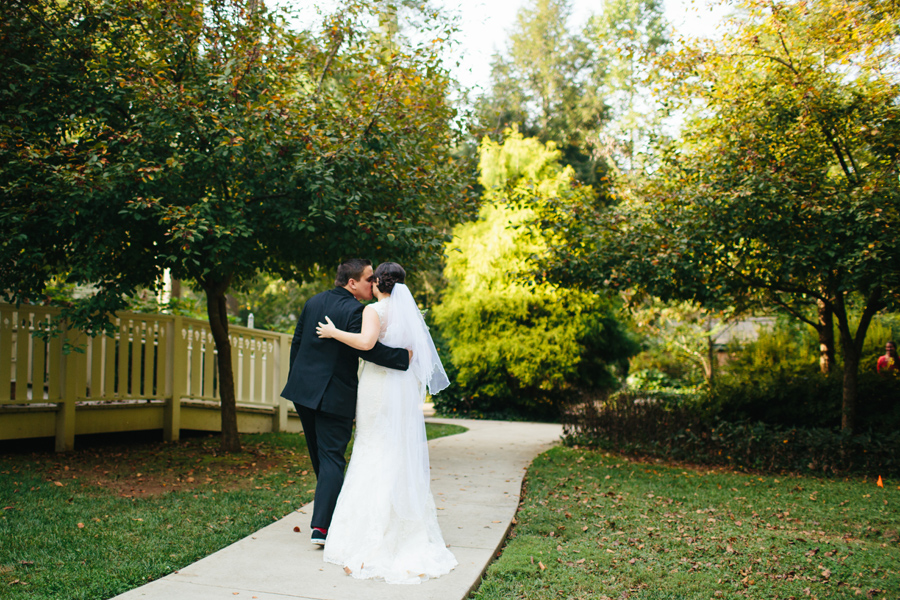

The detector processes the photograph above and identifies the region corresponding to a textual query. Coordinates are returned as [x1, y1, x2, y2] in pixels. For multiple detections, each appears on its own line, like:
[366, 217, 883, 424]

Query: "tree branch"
[854, 287, 884, 353]
[765, 292, 818, 328]
[313, 24, 345, 102]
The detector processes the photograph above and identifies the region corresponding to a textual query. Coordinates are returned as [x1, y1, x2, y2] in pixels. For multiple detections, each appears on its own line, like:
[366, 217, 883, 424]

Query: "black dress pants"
[294, 403, 353, 530]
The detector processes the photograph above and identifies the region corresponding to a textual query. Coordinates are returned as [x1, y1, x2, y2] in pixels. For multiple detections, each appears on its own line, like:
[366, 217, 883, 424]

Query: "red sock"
[313, 527, 327, 534]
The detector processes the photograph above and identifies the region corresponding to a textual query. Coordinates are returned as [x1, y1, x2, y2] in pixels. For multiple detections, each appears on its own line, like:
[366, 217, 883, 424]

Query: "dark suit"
[281, 286, 409, 530]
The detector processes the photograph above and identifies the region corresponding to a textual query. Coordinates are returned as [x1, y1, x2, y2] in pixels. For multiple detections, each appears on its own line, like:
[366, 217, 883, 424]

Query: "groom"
[281, 258, 410, 546]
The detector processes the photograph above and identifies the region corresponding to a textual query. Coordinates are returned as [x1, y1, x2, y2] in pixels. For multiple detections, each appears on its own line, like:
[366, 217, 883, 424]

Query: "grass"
[8, 423, 895, 600]
[0, 421, 466, 600]
[473, 445, 900, 600]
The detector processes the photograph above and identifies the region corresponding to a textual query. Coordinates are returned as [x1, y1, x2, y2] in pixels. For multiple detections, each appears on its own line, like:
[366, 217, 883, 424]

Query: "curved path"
[114, 418, 563, 600]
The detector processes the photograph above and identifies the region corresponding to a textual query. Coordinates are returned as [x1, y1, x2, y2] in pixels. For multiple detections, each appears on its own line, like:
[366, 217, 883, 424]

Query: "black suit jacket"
[280, 287, 409, 418]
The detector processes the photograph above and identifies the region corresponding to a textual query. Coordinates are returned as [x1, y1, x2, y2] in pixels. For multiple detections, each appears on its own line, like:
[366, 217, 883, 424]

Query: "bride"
[315, 261, 457, 584]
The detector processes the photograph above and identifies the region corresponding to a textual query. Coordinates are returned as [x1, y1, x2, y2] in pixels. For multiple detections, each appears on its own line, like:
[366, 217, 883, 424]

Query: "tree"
[587, 0, 669, 174]
[534, 0, 900, 432]
[231, 272, 333, 334]
[432, 131, 636, 419]
[629, 299, 730, 384]
[474, 0, 610, 186]
[0, 0, 474, 450]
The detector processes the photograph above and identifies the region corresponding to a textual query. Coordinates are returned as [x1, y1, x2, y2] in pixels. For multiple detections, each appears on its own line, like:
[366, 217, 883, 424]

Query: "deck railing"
[0, 303, 293, 450]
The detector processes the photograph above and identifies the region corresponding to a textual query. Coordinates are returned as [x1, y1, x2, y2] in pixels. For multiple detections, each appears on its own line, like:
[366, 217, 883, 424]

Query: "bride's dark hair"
[374, 262, 406, 295]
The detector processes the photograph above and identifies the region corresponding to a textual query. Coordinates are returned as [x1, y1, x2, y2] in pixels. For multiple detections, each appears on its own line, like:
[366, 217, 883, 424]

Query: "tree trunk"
[705, 317, 716, 385]
[204, 278, 241, 453]
[832, 290, 881, 434]
[840, 347, 859, 433]
[816, 299, 835, 375]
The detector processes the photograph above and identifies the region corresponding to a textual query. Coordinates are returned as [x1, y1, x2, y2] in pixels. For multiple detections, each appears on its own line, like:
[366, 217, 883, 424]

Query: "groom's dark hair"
[335, 258, 372, 287]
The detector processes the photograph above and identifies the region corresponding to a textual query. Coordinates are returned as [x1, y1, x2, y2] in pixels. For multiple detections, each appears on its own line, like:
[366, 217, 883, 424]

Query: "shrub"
[563, 391, 900, 475]
[432, 133, 638, 420]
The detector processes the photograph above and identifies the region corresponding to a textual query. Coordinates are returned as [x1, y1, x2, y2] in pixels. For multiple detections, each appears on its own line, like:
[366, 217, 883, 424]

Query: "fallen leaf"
[293, 526, 300, 533]
[53, 481, 64, 487]
[343, 566, 352, 575]
[77, 523, 84, 529]
[538, 561, 546, 571]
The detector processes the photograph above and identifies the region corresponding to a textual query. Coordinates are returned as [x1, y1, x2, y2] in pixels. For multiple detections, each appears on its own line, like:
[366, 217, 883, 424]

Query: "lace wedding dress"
[323, 286, 457, 584]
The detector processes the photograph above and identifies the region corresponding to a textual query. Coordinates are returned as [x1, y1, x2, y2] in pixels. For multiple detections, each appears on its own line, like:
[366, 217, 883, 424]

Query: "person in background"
[876, 341, 898, 376]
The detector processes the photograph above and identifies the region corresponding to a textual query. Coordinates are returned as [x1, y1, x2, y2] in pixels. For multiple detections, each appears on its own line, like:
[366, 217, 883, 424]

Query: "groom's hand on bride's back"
[408, 349, 413, 362]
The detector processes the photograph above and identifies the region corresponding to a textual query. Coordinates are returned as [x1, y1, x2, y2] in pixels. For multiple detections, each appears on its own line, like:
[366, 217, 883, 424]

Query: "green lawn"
[0, 422, 466, 600]
[6, 425, 895, 600]
[473, 445, 899, 600]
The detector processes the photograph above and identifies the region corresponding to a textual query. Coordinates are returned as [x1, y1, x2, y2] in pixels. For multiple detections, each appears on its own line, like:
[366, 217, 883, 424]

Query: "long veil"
[379, 283, 449, 518]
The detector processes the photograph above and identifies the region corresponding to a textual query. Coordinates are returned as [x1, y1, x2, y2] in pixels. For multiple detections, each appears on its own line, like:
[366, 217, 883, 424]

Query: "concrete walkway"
[113, 418, 562, 600]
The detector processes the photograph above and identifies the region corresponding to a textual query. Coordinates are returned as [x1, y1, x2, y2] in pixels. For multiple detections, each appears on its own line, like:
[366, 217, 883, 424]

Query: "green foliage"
[231, 272, 333, 333]
[473, 0, 610, 187]
[0, 0, 474, 315]
[433, 132, 637, 420]
[704, 315, 900, 430]
[628, 299, 731, 384]
[536, 0, 900, 432]
[0, 0, 475, 449]
[564, 391, 900, 475]
[587, 0, 669, 174]
[722, 317, 819, 375]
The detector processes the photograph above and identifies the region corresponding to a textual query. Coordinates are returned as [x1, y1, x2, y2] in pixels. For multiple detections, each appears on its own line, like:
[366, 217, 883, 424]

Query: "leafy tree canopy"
[473, 0, 610, 187]
[0, 0, 475, 449]
[534, 0, 900, 431]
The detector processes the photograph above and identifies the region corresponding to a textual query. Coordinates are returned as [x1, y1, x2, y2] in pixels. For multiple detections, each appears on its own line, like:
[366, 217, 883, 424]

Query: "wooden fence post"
[274, 334, 291, 432]
[56, 329, 84, 452]
[165, 316, 186, 442]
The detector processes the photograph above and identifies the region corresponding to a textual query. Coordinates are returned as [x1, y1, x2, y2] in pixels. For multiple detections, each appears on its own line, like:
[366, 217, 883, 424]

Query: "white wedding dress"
[323, 288, 457, 584]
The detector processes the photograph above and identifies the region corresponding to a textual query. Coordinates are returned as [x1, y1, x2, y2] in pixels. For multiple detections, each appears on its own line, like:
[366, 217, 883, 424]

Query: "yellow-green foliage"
[433, 132, 635, 418]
